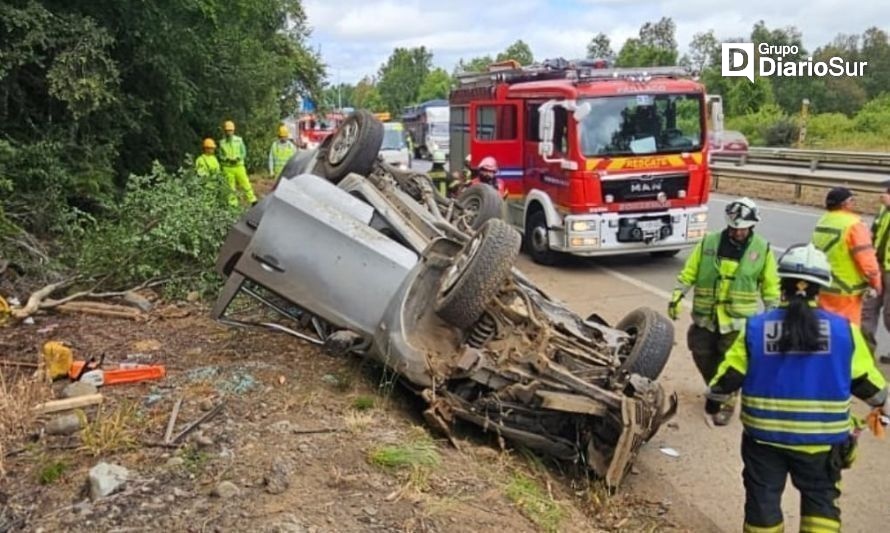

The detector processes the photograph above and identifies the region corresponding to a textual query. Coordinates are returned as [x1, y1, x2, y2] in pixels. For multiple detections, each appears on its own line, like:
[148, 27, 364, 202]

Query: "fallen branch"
[56, 302, 143, 320]
[163, 397, 183, 444]
[292, 428, 344, 435]
[10, 278, 77, 319]
[169, 401, 225, 445]
[0, 360, 39, 369]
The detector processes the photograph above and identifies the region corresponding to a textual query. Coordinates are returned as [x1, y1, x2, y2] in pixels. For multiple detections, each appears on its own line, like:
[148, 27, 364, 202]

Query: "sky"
[303, 0, 889, 85]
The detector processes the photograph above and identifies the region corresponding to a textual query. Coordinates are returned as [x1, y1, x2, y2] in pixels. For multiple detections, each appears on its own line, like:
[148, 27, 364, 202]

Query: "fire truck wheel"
[435, 219, 521, 330]
[614, 307, 674, 380]
[525, 210, 562, 265]
[320, 110, 383, 183]
[457, 184, 503, 231]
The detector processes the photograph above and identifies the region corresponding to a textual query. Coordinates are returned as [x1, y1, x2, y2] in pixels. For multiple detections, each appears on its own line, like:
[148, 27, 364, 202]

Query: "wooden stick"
[33, 394, 103, 415]
[163, 397, 183, 444]
[55, 303, 142, 320]
[292, 428, 344, 435]
[170, 401, 225, 444]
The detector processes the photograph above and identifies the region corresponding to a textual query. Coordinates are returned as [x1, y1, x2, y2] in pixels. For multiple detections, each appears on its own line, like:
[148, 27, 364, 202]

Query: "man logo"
[722, 43, 755, 83]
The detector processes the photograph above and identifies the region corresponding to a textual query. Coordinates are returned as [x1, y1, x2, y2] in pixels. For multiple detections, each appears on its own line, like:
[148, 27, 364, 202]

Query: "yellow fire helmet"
[202, 138, 216, 149]
[224, 120, 235, 132]
[278, 125, 289, 138]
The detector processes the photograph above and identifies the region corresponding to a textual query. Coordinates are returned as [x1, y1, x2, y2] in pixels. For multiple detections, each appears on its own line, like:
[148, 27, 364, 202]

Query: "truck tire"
[319, 110, 383, 183]
[435, 219, 521, 329]
[525, 210, 562, 265]
[615, 307, 674, 380]
[457, 184, 503, 231]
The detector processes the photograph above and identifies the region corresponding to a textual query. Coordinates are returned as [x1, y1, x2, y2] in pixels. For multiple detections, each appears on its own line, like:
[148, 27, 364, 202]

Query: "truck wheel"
[435, 219, 520, 329]
[457, 184, 503, 231]
[319, 110, 383, 183]
[525, 210, 561, 265]
[615, 307, 674, 380]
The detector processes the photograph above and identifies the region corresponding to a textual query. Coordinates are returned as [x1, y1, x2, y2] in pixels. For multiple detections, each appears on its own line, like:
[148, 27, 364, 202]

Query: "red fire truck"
[297, 112, 345, 149]
[449, 59, 714, 264]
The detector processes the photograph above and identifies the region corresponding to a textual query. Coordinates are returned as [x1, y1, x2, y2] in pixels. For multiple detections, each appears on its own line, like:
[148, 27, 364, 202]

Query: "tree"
[377, 47, 433, 114]
[750, 21, 814, 114]
[418, 68, 452, 102]
[322, 83, 354, 109]
[454, 55, 494, 74]
[614, 17, 678, 66]
[685, 31, 720, 73]
[586, 33, 614, 61]
[860, 27, 890, 99]
[352, 76, 384, 111]
[496, 40, 534, 65]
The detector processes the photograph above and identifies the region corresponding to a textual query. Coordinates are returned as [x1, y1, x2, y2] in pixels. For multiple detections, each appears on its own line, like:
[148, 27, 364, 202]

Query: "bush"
[762, 118, 799, 147]
[75, 162, 241, 295]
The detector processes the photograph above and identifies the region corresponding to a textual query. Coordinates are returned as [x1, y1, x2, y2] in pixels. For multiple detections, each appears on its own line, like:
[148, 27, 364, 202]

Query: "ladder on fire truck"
[454, 58, 693, 88]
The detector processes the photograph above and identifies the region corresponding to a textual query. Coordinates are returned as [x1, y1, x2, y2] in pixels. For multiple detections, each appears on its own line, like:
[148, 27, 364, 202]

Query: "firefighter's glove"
[867, 408, 888, 439]
[705, 387, 730, 415]
[667, 289, 684, 321]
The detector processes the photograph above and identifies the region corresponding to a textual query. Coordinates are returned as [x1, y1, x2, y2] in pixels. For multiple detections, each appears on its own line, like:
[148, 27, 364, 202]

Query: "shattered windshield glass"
[579, 94, 703, 157]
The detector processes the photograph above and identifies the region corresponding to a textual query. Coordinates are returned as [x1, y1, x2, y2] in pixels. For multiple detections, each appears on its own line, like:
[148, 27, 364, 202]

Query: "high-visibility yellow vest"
[812, 211, 869, 296]
[693, 232, 770, 320]
[872, 206, 890, 270]
[219, 135, 246, 167]
[195, 154, 221, 177]
[270, 140, 297, 177]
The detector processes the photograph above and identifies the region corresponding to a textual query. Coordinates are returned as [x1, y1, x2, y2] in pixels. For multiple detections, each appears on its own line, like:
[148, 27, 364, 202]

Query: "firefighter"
[428, 151, 453, 196]
[218, 120, 257, 207]
[707, 243, 889, 533]
[195, 138, 221, 180]
[268, 125, 298, 179]
[668, 197, 781, 425]
[473, 156, 507, 197]
[863, 180, 890, 359]
[811, 187, 881, 325]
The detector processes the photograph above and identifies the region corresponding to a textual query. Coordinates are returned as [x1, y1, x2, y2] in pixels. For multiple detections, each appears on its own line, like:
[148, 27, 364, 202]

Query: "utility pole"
[798, 98, 810, 148]
[337, 69, 342, 111]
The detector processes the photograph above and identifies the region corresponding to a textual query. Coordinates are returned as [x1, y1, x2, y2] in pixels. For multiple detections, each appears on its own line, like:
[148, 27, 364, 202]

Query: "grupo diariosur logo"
[721, 42, 868, 83]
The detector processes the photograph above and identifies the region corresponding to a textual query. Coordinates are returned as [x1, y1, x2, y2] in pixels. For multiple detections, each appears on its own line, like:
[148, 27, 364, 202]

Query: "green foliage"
[615, 17, 678, 67]
[504, 472, 566, 533]
[726, 104, 787, 146]
[351, 395, 376, 411]
[368, 435, 441, 470]
[37, 459, 68, 485]
[455, 55, 495, 74]
[353, 76, 384, 111]
[496, 40, 534, 65]
[417, 68, 453, 102]
[377, 47, 433, 114]
[586, 33, 614, 61]
[75, 162, 240, 294]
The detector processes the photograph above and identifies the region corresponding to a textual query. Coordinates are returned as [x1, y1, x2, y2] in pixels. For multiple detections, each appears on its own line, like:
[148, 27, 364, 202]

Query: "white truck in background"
[401, 99, 450, 159]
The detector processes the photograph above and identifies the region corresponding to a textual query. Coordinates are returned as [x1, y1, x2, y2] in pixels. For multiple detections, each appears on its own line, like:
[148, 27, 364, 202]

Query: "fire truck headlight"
[570, 237, 599, 248]
[604, 194, 615, 203]
[571, 221, 596, 232]
[691, 212, 708, 224]
[657, 192, 668, 203]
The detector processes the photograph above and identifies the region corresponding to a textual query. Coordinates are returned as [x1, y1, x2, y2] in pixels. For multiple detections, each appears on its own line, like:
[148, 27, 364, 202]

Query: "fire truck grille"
[601, 173, 689, 202]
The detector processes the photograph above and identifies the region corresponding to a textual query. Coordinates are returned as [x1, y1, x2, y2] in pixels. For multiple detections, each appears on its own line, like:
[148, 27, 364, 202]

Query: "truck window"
[526, 103, 541, 141]
[475, 105, 517, 141]
[552, 107, 568, 154]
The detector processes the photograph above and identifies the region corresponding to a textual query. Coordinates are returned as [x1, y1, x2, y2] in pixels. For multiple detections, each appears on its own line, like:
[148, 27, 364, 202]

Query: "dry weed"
[0, 368, 52, 476]
[79, 401, 139, 456]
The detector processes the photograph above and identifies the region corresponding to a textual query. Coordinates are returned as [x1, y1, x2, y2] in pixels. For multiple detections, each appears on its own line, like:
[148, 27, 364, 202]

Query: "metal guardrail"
[712, 147, 890, 175]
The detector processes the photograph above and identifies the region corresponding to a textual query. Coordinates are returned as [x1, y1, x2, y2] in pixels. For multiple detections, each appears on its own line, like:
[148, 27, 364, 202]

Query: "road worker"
[668, 197, 781, 425]
[861, 180, 890, 360]
[195, 138, 221, 180]
[811, 187, 881, 325]
[428, 151, 454, 197]
[268, 125, 298, 179]
[218, 120, 257, 206]
[707, 243, 889, 533]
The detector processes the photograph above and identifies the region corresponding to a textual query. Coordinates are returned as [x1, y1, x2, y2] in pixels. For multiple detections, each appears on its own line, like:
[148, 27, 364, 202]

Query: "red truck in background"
[297, 112, 345, 149]
[449, 59, 717, 264]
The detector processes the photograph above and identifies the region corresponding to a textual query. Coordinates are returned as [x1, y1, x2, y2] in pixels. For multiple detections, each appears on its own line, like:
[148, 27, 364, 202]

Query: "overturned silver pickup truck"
[212, 110, 677, 487]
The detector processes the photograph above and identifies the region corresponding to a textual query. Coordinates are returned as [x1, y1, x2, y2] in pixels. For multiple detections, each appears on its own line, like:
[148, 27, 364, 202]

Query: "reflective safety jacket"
[218, 135, 247, 167]
[812, 209, 881, 295]
[268, 140, 297, 177]
[195, 154, 221, 178]
[712, 305, 888, 452]
[872, 206, 890, 270]
[676, 231, 780, 333]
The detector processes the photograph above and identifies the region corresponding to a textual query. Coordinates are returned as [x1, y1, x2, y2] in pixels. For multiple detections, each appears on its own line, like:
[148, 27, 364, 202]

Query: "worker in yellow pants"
[218, 120, 257, 206]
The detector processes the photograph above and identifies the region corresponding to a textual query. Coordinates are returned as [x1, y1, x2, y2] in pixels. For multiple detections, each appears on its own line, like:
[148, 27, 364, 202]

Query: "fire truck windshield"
[578, 94, 703, 157]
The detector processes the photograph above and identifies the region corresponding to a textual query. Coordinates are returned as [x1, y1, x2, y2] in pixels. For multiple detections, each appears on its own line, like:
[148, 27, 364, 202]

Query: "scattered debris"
[34, 394, 103, 415]
[42, 341, 73, 381]
[88, 462, 131, 500]
[659, 447, 680, 458]
[123, 292, 153, 313]
[45, 413, 84, 436]
[211, 480, 240, 499]
[69, 361, 166, 387]
[163, 398, 183, 445]
[168, 401, 225, 445]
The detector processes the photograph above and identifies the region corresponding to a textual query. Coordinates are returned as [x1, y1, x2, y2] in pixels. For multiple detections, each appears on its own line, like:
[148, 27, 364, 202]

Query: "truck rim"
[328, 121, 358, 165]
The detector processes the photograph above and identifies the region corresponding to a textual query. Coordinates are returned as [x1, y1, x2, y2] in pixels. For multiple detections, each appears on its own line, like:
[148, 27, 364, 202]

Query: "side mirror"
[707, 94, 724, 138]
[573, 102, 591, 121]
[538, 101, 556, 157]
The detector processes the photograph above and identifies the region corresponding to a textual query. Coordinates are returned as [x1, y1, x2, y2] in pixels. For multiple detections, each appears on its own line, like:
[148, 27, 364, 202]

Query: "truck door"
[469, 101, 521, 198]
[529, 102, 573, 211]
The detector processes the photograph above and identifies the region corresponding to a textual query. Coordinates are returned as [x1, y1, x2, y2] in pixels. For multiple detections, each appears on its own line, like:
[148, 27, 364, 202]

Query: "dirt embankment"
[1, 301, 693, 533]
